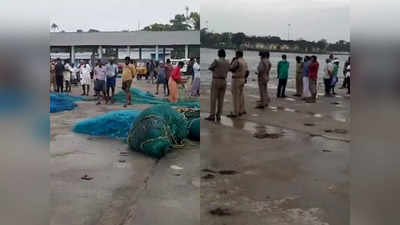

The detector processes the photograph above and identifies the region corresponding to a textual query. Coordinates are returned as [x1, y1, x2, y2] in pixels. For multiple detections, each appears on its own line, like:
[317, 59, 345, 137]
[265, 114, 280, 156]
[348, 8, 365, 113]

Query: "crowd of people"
[204, 49, 351, 121]
[50, 56, 201, 107]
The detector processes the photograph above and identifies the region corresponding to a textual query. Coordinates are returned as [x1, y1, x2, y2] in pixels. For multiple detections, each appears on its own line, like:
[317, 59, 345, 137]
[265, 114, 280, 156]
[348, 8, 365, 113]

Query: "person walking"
[122, 57, 137, 107]
[54, 58, 64, 93]
[205, 49, 230, 122]
[63, 61, 72, 92]
[191, 58, 201, 96]
[228, 50, 248, 118]
[294, 56, 303, 97]
[323, 58, 334, 96]
[168, 61, 186, 103]
[307, 55, 319, 103]
[94, 60, 108, 105]
[80, 60, 91, 96]
[255, 51, 271, 108]
[106, 59, 118, 103]
[302, 56, 311, 100]
[277, 54, 289, 98]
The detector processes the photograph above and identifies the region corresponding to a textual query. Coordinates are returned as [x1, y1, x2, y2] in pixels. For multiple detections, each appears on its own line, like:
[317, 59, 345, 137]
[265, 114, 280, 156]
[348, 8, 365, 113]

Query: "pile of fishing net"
[73, 110, 141, 139]
[50, 93, 84, 113]
[127, 104, 189, 158]
[114, 88, 200, 108]
[72, 104, 200, 158]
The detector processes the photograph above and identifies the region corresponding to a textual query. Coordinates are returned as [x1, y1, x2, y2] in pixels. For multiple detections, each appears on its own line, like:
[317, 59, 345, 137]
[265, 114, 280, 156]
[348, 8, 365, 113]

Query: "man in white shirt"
[80, 60, 91, 96]
[191, 58, 201, 96]
[323, 58, 334, 96]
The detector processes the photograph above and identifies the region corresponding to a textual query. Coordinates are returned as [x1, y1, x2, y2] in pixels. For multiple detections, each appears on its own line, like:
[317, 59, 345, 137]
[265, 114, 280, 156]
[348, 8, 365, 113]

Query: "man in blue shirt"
[302, 56, 311, 100]
[105, 59, 118, 103]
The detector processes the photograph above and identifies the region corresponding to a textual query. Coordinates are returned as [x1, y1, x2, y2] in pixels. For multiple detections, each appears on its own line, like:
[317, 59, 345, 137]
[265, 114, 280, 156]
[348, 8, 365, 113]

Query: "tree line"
[201, 29, 350, 53]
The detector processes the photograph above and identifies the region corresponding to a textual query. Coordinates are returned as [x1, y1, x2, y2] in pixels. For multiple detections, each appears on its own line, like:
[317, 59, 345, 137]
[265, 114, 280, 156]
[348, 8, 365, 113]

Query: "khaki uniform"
[257, 58, 271, 106]
[209, 58, 230, 118]
[230, 58, 248, 115]
[296, 62, 303, 96]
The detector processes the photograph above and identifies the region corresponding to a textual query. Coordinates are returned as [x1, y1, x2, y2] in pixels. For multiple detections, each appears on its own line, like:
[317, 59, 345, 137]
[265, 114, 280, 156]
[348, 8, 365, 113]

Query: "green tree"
[232, 32, 246, 48]
[170, 14, 191, 30]
[189, 12, 200, 30]
[143, 23, 171, 31]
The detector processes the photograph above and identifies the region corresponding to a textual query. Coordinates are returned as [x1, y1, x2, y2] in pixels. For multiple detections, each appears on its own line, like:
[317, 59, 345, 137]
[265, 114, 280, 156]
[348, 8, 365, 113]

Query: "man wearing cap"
[228, 50, 248, 118]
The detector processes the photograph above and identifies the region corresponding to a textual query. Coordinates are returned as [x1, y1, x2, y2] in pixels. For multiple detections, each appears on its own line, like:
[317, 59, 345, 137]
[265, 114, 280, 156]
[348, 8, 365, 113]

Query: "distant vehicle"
[136, 62, 148, 80]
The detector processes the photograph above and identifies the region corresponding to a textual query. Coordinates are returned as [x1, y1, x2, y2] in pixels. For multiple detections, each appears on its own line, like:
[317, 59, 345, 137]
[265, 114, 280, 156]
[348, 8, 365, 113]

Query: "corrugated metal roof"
[50, 31, 200, 46]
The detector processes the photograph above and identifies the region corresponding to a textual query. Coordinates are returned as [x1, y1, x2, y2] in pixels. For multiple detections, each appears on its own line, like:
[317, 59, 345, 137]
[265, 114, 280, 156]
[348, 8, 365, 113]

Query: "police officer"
[228, 50, 248, 118]
[205, 49, 230, 122]
[255, 51, 271, 109]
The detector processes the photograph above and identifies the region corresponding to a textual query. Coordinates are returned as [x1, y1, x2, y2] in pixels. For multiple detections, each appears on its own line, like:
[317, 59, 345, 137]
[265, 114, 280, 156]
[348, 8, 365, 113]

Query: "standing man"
[54, 58, 64, 93]
[106, 59, 118, 103]
[323, 58, 334, 96]
[165, 59, 173, 96]
[191, 58, 201, 96]
[50, 60, 56, 92]
[302, 56, 311, 100]
[331, 59, 340, 95]
[63, 61, 72, 92]
[94, 60, 108, 105]
[228, 50, 248, 118]
[205, 49, 230, 121]
[122, 57, 137, 107]
[307, 55, 319, 103]
[294, 56, 303, 97]
[80, 60, 91, 96]
[277, 54, 289, 98]
[255, 51, 271, 109]
[341, 56, 351, 89]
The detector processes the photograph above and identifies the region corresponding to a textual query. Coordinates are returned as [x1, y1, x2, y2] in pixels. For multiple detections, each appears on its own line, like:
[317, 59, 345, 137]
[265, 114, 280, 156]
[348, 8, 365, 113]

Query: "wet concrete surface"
[200, 84, 349, 225]
[51, 80, 199, 225]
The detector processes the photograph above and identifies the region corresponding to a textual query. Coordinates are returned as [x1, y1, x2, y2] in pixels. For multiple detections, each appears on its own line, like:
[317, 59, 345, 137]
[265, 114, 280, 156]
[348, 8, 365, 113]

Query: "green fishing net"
[127, 104, 189, 158]
[187, 118, 200, 141]
[114, 88, 200, 108]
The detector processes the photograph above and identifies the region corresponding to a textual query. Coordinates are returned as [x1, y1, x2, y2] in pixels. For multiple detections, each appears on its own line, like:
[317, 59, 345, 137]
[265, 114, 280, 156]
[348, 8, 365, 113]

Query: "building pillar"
[155, 45, 159, 61]
[185, 45, 189, 59]
[98, 45, 103, 59]
[139, 48, 142, 60]
[70, 46, 75, 64]
[127, 46, 131, 58]
[163, 47, 166, 62]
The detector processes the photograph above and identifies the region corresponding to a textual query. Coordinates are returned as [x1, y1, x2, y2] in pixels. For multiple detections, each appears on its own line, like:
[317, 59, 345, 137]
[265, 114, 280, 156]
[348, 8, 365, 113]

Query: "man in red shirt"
[308, 55, 319, 103]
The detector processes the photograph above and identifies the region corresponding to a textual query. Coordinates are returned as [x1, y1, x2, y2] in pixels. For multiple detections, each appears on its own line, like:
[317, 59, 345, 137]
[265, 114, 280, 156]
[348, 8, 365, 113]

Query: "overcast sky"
[49, 0, 199, 32]
[201, 0, 349, 43]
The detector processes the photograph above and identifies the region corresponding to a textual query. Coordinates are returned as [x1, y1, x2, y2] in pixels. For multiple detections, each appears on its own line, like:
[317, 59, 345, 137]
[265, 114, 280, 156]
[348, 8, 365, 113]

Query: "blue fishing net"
[73, 110, 141, 139]
[114, 88, 200, 109]
[50, 93, 84, 113]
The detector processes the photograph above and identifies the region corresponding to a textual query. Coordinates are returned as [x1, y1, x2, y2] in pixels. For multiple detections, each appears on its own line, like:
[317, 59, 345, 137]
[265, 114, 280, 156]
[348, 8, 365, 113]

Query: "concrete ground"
[50, 78, 199, 225]
[200, 82, 350, 225]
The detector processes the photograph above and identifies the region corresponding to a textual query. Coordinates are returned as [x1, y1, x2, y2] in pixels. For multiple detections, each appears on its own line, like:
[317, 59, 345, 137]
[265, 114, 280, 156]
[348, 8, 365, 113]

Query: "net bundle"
[127, 104, 188, 158]
[50, 93, 84, 113]
[73, 110, 141, 139]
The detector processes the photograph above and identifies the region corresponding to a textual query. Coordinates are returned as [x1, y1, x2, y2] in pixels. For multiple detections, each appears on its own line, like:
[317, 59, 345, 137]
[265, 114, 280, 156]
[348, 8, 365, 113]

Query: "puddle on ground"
[324, 128, 348, 134]
[209, 207, 232, 216]
[201, 112, 292, 139]
[330, 111, 347, 123]
[285, 97, 296, 102]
